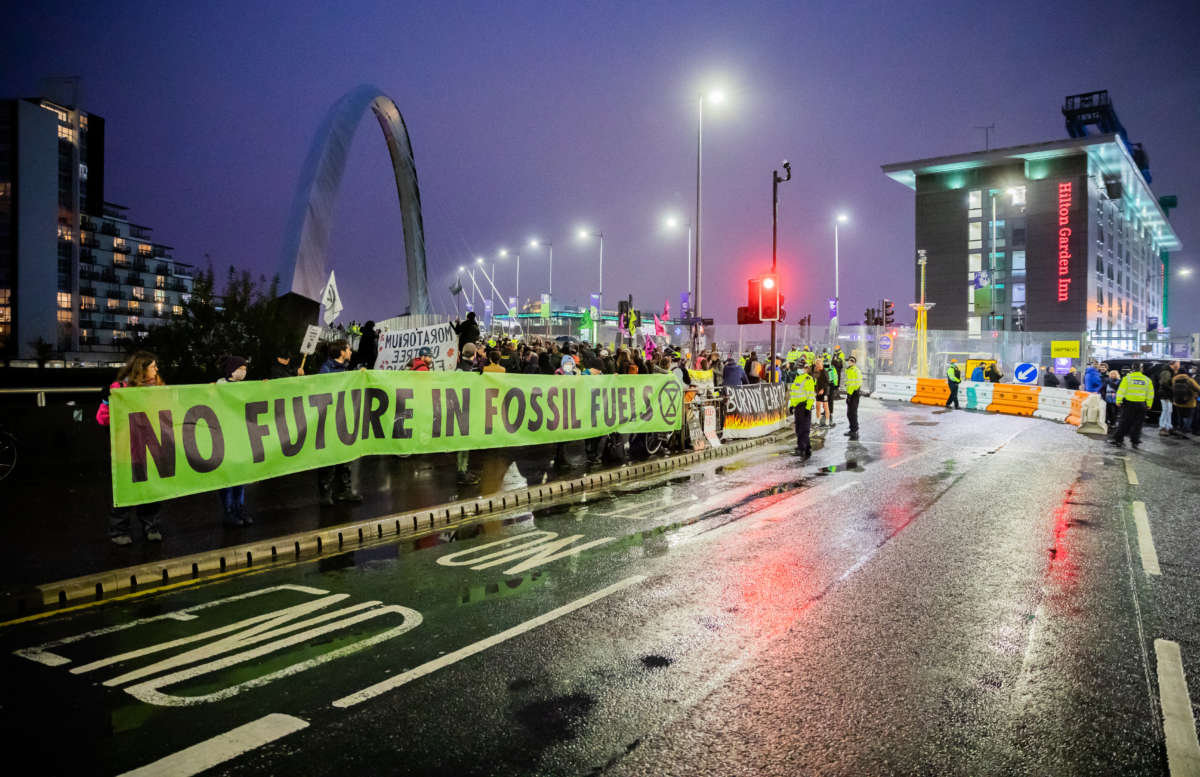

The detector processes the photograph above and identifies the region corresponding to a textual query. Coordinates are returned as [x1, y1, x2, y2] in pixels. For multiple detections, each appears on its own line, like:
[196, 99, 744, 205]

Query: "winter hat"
[221, 355, 247, 380]
[560, 355, 577, 373]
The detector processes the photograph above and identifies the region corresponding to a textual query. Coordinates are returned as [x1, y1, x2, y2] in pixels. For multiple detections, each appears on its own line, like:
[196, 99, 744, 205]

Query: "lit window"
[57, 224, 73, 241]
[968, 223, 982, 242]
[1011, 251, 1025, 272]
[155, 302, 164, 315]
[969, 253, 982, 273]
[57, 310, 72, 323]
[113, 237, 126, 249]
[131, 286, 144, 300]
[81, 295, 95, 308]
[968, 316, 981, 337]
[129, 299, 140, 312]
[57, 125, 77, 143]
[968, 190, 982, 209]
[156, 275, 166, 289]
[1013, 284, 1025, 304]
[1010, 186, 1026, 206]
[172, 305, 183, 316]
[154, 289, 165, 303]
[107, 298, 119, 310]
[57, 292, 71, 309]
[138, 244, 152, 256]
[128, 315, 139, 326]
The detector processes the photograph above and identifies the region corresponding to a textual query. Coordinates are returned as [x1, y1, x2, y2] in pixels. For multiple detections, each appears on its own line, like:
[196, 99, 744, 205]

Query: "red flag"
[653, 314, 665, 336]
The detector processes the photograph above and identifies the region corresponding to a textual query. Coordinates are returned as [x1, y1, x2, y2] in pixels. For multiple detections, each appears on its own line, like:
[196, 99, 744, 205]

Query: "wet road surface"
[2, 398, 1197, 776]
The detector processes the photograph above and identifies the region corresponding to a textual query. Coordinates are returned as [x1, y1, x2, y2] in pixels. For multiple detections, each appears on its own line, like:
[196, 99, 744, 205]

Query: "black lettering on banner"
[446, 388, 469, 436]
[546, 387, 561, 431]
[392, 388, 414, 440]
[335, 389, 362, 446]
[590, 388, 602, 428]
[308, 393, 334, 450]
[641, 386, 654, 421]
[244, 401, 271, 463]
[431, 388, 443, 438]
[484, 388, 501, 435]
[502, 388, 525, 433]
[570, 387, 583, 429]
[602, 388, 617, 427]
[527, 387, 545, 432]
[617, 388, 628, 425]
[182, 405, 224, 474]
[362, 387, 388, 440]
[128, 410, 175, 483]
[275, 396, 307, 457]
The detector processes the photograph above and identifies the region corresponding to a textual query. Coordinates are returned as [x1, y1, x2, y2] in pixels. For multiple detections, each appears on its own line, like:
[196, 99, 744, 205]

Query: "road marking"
[887, 453, 922, 469]
[1155, 639, 1200, 776]
[1125, 457, 1139, 485]
[333, 574, 645, 708]
[1132, 501, 1161, 576]
[116, 713, 308, 777]
[832, 481, 861, 495]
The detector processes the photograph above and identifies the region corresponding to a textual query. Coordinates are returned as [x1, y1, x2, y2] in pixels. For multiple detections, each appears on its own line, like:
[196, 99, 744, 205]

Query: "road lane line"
[1126, 457, 1139, 485]
[116, 713, 308, 777]
[887, 453, 922, 469]
[332, 574, 646, 708]
[1133, 501, 1161, 576]
[1155, 639, 1200, 776]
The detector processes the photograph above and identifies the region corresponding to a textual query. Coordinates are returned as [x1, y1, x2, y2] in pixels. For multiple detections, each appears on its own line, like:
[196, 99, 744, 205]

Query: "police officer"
[789, 363, 816, 460]
[1109, 363, 1154, 449]
[945, 359, 962, 409]
[842, 355, 863, 440]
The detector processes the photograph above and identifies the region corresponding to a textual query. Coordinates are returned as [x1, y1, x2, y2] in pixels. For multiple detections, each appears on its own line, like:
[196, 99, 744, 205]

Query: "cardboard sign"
[299, 325, 324, 355]
[374, 323, 457, 371]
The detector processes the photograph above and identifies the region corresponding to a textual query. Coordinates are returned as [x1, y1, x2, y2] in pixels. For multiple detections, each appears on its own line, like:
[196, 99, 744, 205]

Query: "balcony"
[80, 318, 96, 329]
[100, 222, 120, 237]
[112, 243, 131, 254]
[132, 259, 149, 272]
[154, 262, 170, 275]
[167, 281, 188, 293]
[82, 237, 100, 249]
[80, 218, 97, 231]
[105, 289, 125, 300]
[79, 286, 96, 297]
[124, 274, 144, 287]
[100, 319, 117, 329]
[80, 249, 95, 264]
[100, 271, 119, 283]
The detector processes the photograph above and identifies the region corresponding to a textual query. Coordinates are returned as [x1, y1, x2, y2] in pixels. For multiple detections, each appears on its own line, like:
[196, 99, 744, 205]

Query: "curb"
[10, 427, 800, 618]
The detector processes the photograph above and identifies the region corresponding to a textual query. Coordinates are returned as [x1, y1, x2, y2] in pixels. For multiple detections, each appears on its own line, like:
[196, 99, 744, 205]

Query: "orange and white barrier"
[987, 384, 1041, 417]
[912, 378, 950, 407]
[874, 375, 918, 402]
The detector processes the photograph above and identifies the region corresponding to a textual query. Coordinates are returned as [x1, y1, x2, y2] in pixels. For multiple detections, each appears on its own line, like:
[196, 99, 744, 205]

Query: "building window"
[113, 237, 126, 250]
[107, 298, 119, 310]
[131, 286, 144, 300]
[1012, 284, 1025, 304]
[154, 289, 165, 303]
[968, 253, 982, 273]
[57, 125, 77, 143]
[156, 275, 166, 289]
[1011, 250, 1025, 273]
[129, 299, 140, 312]
[138, 244, 152, 256]
[968, 222, 982, 242]
[968, 316, 981, 337]
[172, 305, 183, 316]
[968, 190, 982, 209]
[1010, 186, 1026, 206]
[57, 292, 71, 309]
[57, 310, 72, 324]
[1011, 228, 1025, 247]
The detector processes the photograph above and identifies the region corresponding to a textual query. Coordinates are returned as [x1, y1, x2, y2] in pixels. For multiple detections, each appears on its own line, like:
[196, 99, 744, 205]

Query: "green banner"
[109, 371, 683, 506]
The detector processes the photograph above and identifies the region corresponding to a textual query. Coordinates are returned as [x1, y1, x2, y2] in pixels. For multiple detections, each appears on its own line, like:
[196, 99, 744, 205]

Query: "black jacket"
[1063, 372, 1081, 390]
[451, 318, 481, 350]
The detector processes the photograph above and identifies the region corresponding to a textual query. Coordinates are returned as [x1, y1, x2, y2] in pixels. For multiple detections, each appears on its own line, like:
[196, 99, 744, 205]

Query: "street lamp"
[498, 248, 520, 309]
[832, 213, 849, 341]
[663, 214, 693, 307]
[694, 87, 726, 323]
[1179, 267, 1193, 277]
[577, 228, 604, 311]
[529, 239, 552, 297]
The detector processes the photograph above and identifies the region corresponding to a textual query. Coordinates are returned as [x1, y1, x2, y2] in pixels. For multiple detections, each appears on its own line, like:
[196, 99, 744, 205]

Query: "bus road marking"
[1132, 501, 1161, 576]
[1155, 639, 1200, 776]
[116, 713, 308, 777]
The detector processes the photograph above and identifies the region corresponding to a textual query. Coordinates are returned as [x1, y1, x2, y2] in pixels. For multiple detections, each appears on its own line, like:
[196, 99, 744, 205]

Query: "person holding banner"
[455, 344, 482, 485]
[97, 351, 166, 545]
[316, 340, 364, 505]
[216, 356, 254, 526]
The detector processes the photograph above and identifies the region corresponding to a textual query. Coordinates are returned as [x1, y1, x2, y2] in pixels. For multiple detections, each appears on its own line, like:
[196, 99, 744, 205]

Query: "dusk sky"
[5, 0, 1198, 332]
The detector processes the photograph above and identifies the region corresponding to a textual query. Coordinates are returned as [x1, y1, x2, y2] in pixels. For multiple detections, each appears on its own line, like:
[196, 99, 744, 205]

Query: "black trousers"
[794, 405, 812, 455]
[946, 381, 960, 408]
[1112, 403, 1146, 444]
[846, 391, 860, 434]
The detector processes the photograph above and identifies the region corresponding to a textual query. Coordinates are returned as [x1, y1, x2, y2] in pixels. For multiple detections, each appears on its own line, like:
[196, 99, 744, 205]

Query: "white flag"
[320, 270, 343, 325]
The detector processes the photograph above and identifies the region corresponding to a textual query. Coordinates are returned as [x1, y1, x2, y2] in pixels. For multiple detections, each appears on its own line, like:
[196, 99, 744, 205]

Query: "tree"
[140, 266, 296, 383]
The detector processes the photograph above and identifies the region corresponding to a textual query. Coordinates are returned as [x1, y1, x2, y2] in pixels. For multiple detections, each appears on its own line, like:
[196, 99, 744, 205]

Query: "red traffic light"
[759, 273, 780, 321]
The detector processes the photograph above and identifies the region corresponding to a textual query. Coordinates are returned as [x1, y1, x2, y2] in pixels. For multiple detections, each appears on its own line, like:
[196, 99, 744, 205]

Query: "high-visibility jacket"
[787, 349, 802, 363]
[827, 364, 838, 387]
[789, 373, 816, 410]
[947, 365, 961, 382]
[1116, 371, 1154, 407]
[801, 349, 814, 365]
[844, 365, 863, 394]
[738, 356, 747, 368]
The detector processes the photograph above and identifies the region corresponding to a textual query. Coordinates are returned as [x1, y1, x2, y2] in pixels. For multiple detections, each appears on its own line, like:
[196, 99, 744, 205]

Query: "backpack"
[1173, 377, 1194, 405]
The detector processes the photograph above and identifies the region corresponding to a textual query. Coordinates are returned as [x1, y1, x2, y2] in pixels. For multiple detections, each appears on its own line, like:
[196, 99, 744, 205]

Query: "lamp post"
[770, 162, 792, 369]
[577, 229, 604, 311]
[694, 88, 724, 325]
[498, 249, 520, 311]
[664, 215, 693, 306]
[832, 212, 849, 345]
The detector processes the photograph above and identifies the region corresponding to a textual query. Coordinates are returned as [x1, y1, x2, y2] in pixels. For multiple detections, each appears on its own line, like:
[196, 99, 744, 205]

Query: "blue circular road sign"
[1014, 362, 1038, 384]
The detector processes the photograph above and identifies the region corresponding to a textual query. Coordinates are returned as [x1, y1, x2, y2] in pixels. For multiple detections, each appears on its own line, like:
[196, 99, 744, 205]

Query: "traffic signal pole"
[771, 161, 791, 374]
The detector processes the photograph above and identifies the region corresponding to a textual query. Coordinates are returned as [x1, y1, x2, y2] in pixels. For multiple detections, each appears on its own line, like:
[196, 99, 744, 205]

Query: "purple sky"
[5, 0, 1198, 332]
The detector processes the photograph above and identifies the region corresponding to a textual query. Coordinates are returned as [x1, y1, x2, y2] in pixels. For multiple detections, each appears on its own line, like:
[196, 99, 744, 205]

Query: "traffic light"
[759, 274, 780, 321]
[737, 277, 762, 325]
[778, 294, 786, 323]
[865, 307, 875, 326]
[883, 299, 895, 326]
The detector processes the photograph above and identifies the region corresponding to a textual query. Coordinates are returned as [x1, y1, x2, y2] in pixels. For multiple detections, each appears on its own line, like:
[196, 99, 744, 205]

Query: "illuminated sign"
[1056, 182, 1073, 302]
